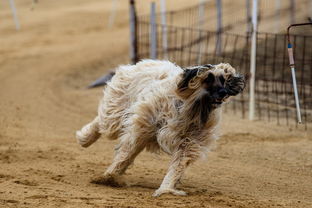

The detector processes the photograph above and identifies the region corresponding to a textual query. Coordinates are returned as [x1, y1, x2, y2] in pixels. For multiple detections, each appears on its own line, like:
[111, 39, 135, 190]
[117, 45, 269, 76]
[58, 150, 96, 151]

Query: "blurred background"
[0, 1, 311, 208]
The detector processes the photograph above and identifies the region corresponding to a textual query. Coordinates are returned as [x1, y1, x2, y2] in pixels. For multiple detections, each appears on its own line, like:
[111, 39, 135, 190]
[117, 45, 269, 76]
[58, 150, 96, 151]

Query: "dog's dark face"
[176, 63, 245, 123]
[203, 72, 245, 106]
[202, 72, 228, 106]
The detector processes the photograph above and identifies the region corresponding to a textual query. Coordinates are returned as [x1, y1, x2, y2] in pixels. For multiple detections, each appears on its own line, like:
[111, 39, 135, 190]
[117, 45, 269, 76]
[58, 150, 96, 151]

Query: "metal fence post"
[198, 0, 205, 29]
[216, 0, 222, 55]
[249, 0, 258, 121]
[310, 0, 312, 20]
[286, 23, 312, 124]
[150, 2, 157, 59]
[275, 0, 281, 33]
[197, 0, 205, 64]
[108, 0, 119, 28]
[129, 0, 138, 64]
[160, 0, 168, 59]
[246, 0, 252, 34]
[9, 0, 20, 30]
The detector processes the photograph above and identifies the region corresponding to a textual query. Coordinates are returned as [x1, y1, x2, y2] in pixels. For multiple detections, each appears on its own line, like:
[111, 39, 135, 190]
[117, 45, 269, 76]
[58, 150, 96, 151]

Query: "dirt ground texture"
[1, 1, 312, 208]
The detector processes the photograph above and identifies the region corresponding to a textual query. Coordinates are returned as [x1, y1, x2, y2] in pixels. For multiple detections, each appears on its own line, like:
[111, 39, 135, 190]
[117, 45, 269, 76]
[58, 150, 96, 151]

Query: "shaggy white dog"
[76, 60, 245, 196]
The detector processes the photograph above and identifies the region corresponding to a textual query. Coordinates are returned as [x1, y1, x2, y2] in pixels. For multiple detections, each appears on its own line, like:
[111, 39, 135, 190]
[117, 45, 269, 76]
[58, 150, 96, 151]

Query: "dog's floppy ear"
[177, 68, 199, 91]
[176, 68, 200, 99]
[225, 74, 246, 96]
[202, 72, 215, 88]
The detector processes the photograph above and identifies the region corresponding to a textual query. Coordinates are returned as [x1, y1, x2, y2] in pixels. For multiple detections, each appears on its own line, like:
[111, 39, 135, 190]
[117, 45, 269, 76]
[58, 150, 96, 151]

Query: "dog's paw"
[152, 188, 187, 197]
[90, 175, 126, 187]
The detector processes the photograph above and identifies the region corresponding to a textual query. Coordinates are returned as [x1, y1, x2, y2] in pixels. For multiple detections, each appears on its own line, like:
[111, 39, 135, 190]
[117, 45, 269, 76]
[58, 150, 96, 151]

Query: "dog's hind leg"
[153, 144, 197, 197]
[76, 116, 101, 148]
[91, 133, 146, 186]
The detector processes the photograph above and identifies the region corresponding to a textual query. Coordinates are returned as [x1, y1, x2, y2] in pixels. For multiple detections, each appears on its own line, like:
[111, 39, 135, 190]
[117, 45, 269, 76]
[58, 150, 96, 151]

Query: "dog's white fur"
[76, 60, 241, 196]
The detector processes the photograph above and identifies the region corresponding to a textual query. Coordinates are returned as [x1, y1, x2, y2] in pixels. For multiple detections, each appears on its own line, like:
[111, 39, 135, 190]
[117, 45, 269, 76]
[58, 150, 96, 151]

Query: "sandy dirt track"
[0, 1, 312, 207]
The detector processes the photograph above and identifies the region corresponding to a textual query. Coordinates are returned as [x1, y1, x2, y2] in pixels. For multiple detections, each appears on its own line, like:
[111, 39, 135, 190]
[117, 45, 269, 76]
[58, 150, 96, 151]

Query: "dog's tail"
[76, 116, 101, 148]
[88, 71, 115, 88]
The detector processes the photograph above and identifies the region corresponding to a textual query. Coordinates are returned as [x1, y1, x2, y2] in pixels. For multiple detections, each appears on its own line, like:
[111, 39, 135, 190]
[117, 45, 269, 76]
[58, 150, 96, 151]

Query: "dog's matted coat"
[76, 60, 245, 196]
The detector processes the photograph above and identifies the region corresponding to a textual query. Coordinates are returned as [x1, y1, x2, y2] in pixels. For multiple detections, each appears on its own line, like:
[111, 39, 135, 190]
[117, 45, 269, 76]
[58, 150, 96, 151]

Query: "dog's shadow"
[89, 175, 208, 196]
[90, 175, 158, 190]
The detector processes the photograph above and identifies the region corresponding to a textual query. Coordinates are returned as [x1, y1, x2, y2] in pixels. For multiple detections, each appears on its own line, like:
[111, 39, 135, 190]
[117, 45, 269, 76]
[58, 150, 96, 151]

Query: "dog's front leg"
[153, 148, 194, 197]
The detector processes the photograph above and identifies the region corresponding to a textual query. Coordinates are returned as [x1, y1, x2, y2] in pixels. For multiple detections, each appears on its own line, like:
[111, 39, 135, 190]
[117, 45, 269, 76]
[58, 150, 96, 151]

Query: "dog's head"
[176, 63, 245, 108]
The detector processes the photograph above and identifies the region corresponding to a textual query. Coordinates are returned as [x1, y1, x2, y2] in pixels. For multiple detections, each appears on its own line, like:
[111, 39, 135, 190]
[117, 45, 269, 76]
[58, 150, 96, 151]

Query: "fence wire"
[139, 0, 311, 35]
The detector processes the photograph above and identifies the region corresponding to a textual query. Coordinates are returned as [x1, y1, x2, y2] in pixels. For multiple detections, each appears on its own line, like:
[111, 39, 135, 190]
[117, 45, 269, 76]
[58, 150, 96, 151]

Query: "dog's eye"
[219, 76, 225, 85]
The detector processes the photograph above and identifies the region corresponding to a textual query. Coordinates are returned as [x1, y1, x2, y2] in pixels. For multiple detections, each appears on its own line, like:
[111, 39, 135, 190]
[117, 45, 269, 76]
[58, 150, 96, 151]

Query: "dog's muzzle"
[225, 74, 246, 96]
[211, 88, 229, 105]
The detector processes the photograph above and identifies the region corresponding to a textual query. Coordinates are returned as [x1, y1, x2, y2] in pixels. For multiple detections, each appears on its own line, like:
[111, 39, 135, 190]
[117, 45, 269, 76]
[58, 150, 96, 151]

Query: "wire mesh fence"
[136, 16, 312, 129]
[139, 0, 311, 35]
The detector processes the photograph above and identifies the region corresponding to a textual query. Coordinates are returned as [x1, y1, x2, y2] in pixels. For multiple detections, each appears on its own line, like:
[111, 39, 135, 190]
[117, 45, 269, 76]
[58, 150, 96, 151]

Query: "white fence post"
[287, 42, 302, 123]
[9, 0, 20, 30]
[150, 2, 157, 59]
[198, 0, 205, 29]
[246, 0, 252, 34]
[197, 0, 205, 64]
[216, 0, 222, 55]
[249, 0, 258, 121]
[290, 66, 302, 123]
[310, 0, 312, 20]
[108, 0, 119, 28]
[160, 0, 168, 59]
[275, 0, 281, 33]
